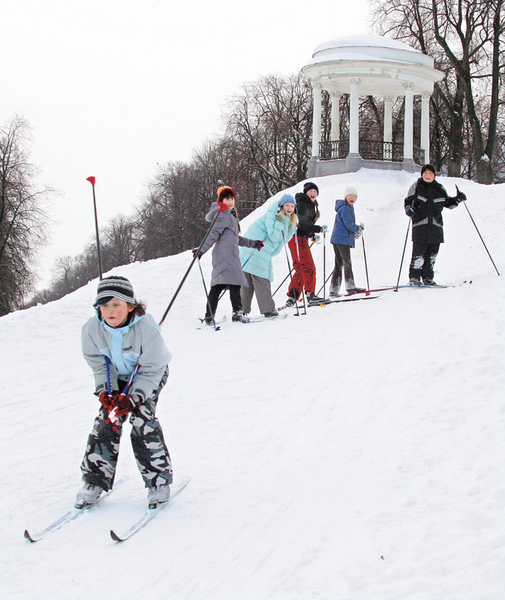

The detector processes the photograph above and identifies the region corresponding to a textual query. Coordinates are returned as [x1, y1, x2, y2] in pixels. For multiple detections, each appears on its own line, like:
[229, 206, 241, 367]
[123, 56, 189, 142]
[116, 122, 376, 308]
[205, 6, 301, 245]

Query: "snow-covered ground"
[1, 169, 504, 600]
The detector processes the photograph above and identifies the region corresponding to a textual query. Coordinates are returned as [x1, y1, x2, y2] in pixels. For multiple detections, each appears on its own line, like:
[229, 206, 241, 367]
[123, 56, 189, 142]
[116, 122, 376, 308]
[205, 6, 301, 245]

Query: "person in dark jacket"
[286, 182, 327, 306]
[329, 186, 365, 296]
[404, 164, 466, 285]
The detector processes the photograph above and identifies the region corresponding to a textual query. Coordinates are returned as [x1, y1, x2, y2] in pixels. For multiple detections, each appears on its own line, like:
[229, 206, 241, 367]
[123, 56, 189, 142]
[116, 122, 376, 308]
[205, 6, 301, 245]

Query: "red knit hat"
[217, 186, 237, 202]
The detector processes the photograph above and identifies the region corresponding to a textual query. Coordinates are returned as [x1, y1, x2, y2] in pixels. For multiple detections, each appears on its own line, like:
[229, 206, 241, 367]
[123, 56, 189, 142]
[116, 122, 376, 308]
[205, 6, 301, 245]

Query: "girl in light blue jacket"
[240, 194, 297, 317]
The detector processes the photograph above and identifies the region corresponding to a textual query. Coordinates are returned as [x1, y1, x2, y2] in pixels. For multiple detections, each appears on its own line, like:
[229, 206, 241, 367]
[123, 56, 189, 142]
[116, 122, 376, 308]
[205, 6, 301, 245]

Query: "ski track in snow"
[1, 170, 504, 600]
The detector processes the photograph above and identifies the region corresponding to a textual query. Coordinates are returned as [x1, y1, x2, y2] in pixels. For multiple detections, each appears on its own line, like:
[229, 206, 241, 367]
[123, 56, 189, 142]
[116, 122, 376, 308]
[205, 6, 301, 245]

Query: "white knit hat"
[344, 186, 358, 199]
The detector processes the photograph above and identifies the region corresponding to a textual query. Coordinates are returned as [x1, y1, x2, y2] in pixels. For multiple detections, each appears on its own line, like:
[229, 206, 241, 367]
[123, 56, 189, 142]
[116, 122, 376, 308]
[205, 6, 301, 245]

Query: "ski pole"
[461, 199, 500, 276]
[273, 239, 315, 298]
[197, 259, 220, 330]
[293, 233, 307, 314]
[215, 246, 260, 303]
[241, 247, 257, 271]
[395, 219, 411, 291]
[86, 176, 104, 280]
[362, 235, 370, 294]
[282, 231, 300, 316]
[272, 269, 293, 297]
[322, 230, 327, 299]
[159, 205, 225, 326]
[317, 269, 334, 297]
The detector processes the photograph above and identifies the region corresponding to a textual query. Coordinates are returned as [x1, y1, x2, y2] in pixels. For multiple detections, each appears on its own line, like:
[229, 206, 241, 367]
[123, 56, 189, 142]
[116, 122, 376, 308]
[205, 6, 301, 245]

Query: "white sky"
[1, 0, 371, 288]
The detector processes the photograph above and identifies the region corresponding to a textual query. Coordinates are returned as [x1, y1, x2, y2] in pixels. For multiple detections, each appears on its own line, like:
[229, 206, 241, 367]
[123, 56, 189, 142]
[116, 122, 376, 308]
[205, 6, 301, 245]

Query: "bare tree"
[101, 214, 138, 269]
[370, 0, 505, 183]
[0, 117, 53, 315]
[224, 73, 313, 196]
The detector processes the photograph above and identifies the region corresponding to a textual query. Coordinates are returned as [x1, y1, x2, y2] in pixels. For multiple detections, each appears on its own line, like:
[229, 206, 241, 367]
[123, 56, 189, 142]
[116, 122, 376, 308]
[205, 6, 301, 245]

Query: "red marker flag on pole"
[86, 176, 96, 186]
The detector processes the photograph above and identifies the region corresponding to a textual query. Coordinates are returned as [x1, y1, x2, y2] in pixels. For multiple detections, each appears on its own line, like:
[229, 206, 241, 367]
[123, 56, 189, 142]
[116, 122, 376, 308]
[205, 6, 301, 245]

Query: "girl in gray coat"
[199, 186, 262, 324]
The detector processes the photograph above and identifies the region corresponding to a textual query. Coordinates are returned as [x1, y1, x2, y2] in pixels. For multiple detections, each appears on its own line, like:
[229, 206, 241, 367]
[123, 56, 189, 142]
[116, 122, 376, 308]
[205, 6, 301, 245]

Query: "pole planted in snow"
[158, 204, 226, 326]
[457, 189, 500, 276]
[86, 176, 104, 281]
[362, 235, 370, 294]
[395, 219, 411, 292]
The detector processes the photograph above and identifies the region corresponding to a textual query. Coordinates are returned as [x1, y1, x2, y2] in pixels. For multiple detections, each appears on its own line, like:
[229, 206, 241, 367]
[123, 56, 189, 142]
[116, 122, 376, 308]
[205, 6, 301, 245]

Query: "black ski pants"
[409, 241, 440, 281]
[205, 284, 242, 318]
[330, 244, 355, 294]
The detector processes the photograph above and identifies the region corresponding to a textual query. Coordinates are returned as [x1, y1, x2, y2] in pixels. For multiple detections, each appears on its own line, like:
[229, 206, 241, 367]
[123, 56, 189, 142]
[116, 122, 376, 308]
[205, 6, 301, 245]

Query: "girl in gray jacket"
[77, 276, 173, 509]
[199, 186, 262, 324]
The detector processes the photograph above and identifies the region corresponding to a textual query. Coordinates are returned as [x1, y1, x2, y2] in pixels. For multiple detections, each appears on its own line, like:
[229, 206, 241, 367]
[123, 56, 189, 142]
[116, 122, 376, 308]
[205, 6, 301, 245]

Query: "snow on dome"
[313, 34, 421, 56]
[306, 34, 434, 71]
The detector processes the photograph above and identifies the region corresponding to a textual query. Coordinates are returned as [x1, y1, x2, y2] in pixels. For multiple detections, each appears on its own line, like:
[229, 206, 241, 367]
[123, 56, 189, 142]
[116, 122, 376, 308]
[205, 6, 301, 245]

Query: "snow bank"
[1, 169, 504, 600]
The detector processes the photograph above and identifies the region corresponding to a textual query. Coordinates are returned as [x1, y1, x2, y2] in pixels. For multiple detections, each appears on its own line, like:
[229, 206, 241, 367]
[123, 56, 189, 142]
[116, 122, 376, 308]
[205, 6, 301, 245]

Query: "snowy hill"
[1, 169, 504, 600]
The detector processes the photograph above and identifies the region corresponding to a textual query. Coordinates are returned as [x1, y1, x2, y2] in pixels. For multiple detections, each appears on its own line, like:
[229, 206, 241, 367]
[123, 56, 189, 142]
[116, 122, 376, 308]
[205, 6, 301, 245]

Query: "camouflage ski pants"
[80, 368, 173, 491]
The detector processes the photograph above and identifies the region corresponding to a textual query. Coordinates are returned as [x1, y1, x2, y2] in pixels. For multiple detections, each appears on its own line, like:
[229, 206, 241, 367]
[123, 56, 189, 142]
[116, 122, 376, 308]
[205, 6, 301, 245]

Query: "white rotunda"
[301, 34, 444, 176]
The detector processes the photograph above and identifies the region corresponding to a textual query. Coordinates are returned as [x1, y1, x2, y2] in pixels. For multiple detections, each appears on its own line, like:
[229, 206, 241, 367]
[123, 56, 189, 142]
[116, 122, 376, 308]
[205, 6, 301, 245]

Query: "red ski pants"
[287, 236, 316, 299]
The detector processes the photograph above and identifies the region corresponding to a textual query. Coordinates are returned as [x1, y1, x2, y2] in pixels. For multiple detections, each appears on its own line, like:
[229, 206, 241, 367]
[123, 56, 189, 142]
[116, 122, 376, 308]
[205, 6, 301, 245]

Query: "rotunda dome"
[302, 34, 443, 95]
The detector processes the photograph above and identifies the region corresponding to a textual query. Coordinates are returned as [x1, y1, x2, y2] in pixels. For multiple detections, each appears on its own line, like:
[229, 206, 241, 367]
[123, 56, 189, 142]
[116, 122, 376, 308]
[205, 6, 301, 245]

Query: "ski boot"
[148, 483, 171, 508]
[307, 292, 324, 303]
[232, 310, 250, 323]
[75, 483, 103, 508]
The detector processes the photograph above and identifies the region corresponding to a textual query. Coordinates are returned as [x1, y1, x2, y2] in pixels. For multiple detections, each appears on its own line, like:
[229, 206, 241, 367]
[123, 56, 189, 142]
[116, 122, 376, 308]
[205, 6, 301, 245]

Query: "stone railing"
[319, 139, 425, 165]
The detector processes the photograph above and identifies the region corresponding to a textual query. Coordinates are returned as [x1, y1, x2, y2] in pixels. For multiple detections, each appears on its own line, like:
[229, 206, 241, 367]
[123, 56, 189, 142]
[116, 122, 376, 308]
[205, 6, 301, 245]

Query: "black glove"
[255, 240, 264, 251]
[405, 205, 415, 217]
[456, 186, 467, 203]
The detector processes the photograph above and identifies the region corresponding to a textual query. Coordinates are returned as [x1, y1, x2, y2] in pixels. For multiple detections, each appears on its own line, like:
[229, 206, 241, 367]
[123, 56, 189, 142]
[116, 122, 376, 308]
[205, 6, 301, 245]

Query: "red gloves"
[217, 201, 229, 213]
[98, 391, 114, 411]
[111, 394, 138, 418]
[100, 392, 138, 429]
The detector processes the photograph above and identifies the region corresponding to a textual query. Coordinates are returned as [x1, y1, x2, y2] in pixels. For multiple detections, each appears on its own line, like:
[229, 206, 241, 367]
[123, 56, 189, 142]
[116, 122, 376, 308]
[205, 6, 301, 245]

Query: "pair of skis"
[278, 292, 379, 311]
[277, 280, 472, 311]
[308, 294, 381, 307]
[198, 313, 288, 328]
[24, 477, 190, 543]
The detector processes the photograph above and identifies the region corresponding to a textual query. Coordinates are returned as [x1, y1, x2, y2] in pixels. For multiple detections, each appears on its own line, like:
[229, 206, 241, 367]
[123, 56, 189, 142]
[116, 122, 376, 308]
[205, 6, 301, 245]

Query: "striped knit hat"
[94, 276, 135, 308]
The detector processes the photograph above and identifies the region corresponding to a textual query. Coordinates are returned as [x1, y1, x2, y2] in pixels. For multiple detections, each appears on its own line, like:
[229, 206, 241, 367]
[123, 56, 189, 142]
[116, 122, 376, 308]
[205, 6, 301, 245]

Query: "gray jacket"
[82, 313, 172, 403]
[200, 202, 256, 287]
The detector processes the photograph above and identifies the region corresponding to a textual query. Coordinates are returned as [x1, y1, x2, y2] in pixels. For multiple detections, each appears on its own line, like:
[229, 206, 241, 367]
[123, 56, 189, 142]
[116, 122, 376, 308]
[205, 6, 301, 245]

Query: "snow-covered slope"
[1, 169, 504, 600]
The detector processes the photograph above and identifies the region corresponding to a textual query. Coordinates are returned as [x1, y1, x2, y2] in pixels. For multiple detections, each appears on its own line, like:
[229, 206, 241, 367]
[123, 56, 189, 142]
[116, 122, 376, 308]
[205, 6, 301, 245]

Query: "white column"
[383, 96, 394, 160]
[421, 93, 431, 164]
[403, 83, 414, 160]
[349, 78, 361, 155]
[383, 96, 393, 143]
[311, 83, 322, 157]
[330, 92, 341, 141]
